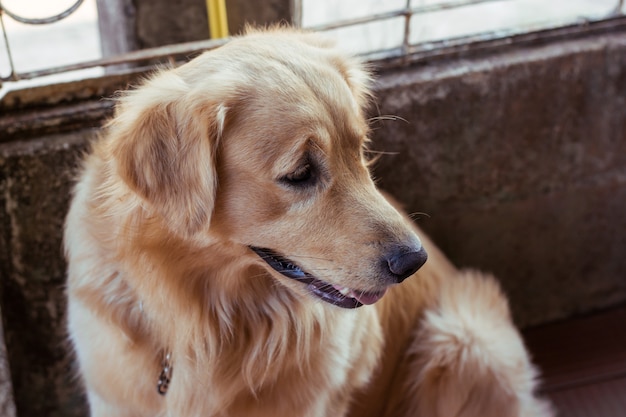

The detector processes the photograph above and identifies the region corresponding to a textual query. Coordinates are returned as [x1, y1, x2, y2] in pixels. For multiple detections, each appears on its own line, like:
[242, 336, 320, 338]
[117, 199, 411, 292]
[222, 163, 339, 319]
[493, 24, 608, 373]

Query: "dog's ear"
[110, 76, 226, 237]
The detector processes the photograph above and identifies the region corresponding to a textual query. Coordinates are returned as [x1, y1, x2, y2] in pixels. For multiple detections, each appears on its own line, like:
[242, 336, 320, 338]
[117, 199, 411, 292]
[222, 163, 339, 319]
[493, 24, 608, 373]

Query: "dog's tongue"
[351, 288, 387, 305]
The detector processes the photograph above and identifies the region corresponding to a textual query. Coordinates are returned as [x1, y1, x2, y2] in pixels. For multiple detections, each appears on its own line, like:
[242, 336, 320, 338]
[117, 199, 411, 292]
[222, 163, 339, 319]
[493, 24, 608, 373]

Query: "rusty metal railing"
[1, 0, 625, 86]
[0, 0, 85, 25]
[0, 0, 88, 83]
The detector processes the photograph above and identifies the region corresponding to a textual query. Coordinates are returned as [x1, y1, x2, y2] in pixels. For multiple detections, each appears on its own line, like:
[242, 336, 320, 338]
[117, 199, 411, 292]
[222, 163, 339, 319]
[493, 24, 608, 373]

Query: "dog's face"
[112, 29, 427, 308]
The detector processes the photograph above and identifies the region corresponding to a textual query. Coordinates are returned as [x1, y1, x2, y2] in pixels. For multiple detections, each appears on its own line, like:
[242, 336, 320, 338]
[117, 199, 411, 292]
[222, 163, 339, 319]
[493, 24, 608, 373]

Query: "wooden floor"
[523, 306, 626, 417]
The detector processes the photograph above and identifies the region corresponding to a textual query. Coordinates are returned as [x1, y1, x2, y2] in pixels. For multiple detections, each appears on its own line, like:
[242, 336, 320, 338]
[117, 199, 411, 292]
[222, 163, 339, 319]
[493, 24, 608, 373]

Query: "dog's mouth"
[250, 247, 387, 309]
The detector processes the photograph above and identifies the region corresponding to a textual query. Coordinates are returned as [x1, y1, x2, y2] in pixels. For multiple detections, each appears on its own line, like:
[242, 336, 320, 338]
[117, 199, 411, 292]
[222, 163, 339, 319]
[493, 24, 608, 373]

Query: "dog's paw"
[406, 270, 555, 417]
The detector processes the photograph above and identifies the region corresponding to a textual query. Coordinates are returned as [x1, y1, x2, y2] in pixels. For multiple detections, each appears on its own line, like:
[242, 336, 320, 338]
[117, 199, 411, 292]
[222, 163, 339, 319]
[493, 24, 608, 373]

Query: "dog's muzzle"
[250, 244, 427, 308]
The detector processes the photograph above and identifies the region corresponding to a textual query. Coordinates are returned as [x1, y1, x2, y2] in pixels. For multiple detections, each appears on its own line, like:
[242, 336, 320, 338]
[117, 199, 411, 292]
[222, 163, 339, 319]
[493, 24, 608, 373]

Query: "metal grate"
[1, 0, 625, 86]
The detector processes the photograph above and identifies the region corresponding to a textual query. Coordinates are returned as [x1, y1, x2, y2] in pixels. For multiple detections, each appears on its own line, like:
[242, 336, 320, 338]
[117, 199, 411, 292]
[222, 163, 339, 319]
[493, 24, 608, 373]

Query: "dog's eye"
[282, 163, 315, 187]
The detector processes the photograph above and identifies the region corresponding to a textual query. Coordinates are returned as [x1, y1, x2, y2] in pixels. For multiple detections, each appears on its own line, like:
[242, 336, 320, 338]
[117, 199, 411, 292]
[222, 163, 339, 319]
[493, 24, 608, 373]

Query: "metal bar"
[307, 0, 511, 32]
[408, 0, 512, 15]
[0, 0, 85, 25]
[0, 37, 229, 83]
[402, 0, 411, 57]
[0, 9, 17, 81]
[292, 0, 303, 28]
[207, 0, 229, 39]
[374, 15, 626, 68]
[308, 9, 407, 32]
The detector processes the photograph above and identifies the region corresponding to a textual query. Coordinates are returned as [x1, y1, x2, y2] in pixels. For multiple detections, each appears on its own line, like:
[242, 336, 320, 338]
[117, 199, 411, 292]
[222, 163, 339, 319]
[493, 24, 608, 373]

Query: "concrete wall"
[370, 33, 626, 327]
[0, 30, 625, 416]
[0, 132, 93, 417]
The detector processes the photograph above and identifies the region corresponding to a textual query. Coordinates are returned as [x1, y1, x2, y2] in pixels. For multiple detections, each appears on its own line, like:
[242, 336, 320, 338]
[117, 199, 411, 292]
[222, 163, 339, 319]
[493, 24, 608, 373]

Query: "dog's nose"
[386, 247, 428, 283]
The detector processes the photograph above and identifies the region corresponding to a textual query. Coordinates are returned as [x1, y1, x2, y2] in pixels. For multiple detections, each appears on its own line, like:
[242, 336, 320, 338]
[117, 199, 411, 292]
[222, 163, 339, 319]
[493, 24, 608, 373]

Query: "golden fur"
[64, 27, 553, 416]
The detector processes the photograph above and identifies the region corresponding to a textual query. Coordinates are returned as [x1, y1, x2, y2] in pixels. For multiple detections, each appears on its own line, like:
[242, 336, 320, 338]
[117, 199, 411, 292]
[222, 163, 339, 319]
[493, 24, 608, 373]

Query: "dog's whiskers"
[367, 114, 409, 124]
[408, 212, 431, 221]
[288, 254, 334, 262]
[364, 149, 399, 156]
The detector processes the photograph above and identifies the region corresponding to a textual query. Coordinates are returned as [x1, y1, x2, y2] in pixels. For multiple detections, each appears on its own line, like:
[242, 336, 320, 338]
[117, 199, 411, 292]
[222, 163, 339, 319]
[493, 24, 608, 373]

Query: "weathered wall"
[370, 33, 626, 327]
[227, 0, 298, 35]
[0, 132, 93, 417]
[0, 30, 625, 416]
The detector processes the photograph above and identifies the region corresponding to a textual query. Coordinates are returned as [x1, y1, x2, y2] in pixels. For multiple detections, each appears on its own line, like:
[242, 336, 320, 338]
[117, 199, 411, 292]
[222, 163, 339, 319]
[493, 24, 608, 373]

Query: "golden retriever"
[64, 27, 553, 417]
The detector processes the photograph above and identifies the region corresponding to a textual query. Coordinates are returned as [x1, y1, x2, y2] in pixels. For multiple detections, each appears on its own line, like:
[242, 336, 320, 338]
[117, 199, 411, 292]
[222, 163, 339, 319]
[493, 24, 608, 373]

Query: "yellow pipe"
[207, 0, 229, 39]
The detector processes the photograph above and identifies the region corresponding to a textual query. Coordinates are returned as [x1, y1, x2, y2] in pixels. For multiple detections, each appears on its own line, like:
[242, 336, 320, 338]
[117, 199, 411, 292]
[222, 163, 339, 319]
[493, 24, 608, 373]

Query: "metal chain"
[0, 0, 85, 25]
[157, 351, 172, 395]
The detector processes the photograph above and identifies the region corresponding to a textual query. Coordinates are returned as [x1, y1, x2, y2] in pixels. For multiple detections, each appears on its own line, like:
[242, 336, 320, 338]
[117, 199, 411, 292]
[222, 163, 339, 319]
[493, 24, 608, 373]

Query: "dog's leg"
[68, 299, 165, 417]
[403, 270, 554, 417]
[85, 390, 148, 417]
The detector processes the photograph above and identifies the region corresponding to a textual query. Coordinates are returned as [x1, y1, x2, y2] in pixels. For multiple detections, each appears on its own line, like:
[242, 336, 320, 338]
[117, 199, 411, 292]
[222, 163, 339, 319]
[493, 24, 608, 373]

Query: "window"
[303, 0, 624, 57]
[1, 0, 624, 96]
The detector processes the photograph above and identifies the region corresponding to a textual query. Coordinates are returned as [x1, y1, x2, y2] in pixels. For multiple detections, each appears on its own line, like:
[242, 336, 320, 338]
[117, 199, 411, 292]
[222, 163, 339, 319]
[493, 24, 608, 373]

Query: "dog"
[64, 27, 553, 417]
